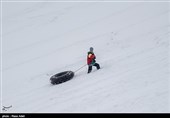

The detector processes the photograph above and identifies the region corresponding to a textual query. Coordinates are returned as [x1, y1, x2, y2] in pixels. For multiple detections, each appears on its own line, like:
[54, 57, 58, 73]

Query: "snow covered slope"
[1, 1, 170, 113]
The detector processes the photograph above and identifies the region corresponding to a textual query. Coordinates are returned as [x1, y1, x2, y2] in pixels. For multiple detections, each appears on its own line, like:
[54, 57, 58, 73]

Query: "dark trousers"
[88, 63, 100, 73]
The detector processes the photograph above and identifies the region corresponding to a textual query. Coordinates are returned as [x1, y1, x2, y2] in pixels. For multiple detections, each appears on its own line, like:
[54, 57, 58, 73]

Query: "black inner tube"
[50, 71, 74, 85]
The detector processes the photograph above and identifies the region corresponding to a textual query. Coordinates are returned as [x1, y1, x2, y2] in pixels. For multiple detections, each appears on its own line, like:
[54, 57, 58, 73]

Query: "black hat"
[90, 47, 93, 52]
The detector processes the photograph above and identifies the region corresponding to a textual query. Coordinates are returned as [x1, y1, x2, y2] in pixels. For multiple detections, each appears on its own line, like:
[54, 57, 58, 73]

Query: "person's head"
[90, 47, 93, 52]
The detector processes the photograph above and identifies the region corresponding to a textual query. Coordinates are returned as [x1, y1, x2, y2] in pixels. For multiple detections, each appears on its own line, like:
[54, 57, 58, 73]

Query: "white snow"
[1, 1, 170, 113]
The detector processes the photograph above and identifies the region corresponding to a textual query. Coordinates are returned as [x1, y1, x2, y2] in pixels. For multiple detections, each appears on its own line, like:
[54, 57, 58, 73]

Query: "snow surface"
[1, 1, 170, 113]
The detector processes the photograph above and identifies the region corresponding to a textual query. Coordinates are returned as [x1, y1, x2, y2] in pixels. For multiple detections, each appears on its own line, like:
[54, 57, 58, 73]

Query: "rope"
[74, 64, 87, 73]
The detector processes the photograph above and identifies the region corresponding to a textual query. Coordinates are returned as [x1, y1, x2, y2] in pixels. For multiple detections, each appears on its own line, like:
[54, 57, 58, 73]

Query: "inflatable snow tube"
[50, 71, 74, 85]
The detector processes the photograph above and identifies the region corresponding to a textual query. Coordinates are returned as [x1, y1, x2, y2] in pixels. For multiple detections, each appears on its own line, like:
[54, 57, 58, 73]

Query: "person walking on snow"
[87, 47, 100, 73]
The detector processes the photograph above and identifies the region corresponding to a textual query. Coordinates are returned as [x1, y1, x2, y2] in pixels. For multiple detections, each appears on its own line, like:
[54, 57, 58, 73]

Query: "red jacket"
[87, 52, 96, 65]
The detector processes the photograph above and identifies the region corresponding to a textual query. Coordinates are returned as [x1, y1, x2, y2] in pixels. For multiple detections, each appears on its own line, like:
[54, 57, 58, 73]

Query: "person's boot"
[88, 66, 92, 74]
[88, 70, 91, 74]
[96, 63, 100, 70]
